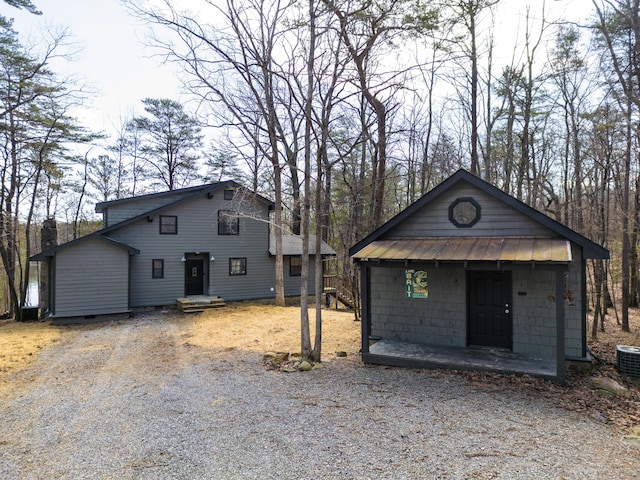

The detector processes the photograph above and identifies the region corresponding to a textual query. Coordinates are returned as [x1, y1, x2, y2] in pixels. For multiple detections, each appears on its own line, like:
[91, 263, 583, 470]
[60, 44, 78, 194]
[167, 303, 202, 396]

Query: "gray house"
[349, 170, 609, 383]
[31, 181, 335, 322]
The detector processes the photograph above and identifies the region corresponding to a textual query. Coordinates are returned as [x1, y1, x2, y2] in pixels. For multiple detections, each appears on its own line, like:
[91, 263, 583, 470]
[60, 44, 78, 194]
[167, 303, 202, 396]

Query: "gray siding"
[282, 256, 319, 296]
[513, 245, 583, 358]
[54, 239, 130, 317]
[566, 244, 584, 357]
[370, 266, 468, 346]
[369, 248, 585, 359]
[386, 183, 556, 238]
[107, 192, 314, 306]
[104, 190, 203, 226]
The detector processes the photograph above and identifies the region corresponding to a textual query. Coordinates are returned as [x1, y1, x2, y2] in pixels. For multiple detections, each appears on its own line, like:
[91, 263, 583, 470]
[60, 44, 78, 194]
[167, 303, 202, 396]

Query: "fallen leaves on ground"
[458, 309, 640, 433]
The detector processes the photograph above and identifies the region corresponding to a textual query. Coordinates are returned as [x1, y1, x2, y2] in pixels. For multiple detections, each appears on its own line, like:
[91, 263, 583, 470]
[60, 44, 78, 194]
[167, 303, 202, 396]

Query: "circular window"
[449, 197, 481, 228]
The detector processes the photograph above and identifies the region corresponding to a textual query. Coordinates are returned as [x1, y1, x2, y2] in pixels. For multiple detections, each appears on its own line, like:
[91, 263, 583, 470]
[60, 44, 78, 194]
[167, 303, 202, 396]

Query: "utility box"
[617, 345, 640, 378]
[21, 306, 39, 322]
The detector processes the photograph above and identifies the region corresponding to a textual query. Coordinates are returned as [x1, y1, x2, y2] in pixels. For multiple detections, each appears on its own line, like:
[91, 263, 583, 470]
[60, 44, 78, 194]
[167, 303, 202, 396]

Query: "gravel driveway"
[1, 314, 639, 479]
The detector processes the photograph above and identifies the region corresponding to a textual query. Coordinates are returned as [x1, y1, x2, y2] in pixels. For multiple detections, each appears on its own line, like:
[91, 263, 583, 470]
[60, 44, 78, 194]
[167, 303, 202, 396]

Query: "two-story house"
[31, 181, 335, 322]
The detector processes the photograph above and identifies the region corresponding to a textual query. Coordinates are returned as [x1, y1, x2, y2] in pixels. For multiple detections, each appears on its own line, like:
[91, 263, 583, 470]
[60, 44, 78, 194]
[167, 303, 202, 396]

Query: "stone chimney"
[39, 218, 57, 315]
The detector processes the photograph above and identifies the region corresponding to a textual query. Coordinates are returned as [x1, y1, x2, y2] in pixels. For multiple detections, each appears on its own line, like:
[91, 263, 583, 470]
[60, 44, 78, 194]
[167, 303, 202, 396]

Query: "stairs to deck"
[325, 288, 355, 310]
[323, 274, 356, 310]
[177, 296, 226, 313]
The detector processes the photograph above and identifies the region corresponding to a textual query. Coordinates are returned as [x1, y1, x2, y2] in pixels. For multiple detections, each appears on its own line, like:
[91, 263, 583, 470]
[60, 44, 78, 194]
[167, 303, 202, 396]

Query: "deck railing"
[323, 274, 355, 310]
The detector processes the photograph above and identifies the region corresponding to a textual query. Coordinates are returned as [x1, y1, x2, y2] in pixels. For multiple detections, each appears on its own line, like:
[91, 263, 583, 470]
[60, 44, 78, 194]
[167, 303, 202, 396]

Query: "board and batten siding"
[386, 183, 556, 238]
[106, 190, 292, 306]
[53, 238, 130, 317]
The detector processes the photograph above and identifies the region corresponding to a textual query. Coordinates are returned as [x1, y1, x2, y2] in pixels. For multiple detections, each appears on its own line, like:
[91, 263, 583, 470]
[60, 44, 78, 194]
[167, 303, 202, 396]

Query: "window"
[229, 258, 247, 276]
[152, 259, 164, 279]
[224, 189, 235, 200]
[218, 210, 239, 235]
[448, 197, 481, 228]
[289, 256, 302, 277]
[159, 215, 178, 234]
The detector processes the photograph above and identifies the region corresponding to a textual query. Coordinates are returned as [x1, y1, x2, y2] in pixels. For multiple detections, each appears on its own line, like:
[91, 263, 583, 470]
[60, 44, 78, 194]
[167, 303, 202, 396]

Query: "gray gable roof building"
[350, 169, 609, 383]
[31, 181, 333, 323]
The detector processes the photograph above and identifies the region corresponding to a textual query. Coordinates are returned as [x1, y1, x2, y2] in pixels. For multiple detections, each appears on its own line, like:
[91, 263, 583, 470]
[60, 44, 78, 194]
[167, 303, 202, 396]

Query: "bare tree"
[592, 0, 640, 332]
[0, 22, 88, 319]
[444, 0, 500, 176]
[323, 0, 438, 228]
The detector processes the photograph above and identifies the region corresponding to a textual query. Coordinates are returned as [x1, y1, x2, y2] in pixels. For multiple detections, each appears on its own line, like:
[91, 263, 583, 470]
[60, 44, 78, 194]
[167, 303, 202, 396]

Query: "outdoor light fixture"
[210, 256, 216, 262]
[180, 256, 186, 262]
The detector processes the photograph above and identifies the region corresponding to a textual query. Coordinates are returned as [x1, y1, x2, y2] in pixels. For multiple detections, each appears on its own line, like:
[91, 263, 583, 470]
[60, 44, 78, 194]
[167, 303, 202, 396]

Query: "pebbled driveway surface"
[1, 314, 639, 479]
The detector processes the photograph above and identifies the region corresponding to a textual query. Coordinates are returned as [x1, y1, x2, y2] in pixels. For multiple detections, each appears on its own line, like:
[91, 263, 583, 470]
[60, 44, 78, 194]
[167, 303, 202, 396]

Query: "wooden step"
[177, 296, 226, 313]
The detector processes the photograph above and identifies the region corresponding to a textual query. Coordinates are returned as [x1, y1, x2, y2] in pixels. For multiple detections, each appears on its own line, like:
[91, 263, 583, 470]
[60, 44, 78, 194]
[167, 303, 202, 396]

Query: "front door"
[468, 271, 512, 349]
[185, 259, 204, 296]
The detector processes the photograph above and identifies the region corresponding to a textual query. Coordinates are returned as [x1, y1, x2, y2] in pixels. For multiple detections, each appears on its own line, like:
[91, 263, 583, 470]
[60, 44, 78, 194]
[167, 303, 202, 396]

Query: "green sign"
[405, 269, 428, 298]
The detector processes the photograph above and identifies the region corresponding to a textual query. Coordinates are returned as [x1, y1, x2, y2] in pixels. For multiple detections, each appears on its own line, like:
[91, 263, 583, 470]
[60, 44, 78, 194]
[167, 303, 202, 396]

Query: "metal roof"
[269, 235, 336, 256]
[348, 169, 609, 260]
[351, 237, 572, 263]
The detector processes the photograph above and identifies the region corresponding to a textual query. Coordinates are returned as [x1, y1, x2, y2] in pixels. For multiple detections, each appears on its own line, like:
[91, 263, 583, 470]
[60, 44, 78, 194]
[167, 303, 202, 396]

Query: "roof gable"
[31, 181, 274, 261]
[30, 234, 140, 261]
[349, 170, 609, 260]
[98, 181, 273, 235]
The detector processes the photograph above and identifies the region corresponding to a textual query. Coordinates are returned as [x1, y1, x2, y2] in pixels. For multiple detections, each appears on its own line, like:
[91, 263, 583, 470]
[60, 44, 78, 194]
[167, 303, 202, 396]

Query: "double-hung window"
[152, 259, 164, 279]
[218, 210, 239, 235]
[289, 257, 302, 277]
[159, 215, 177, 234]
[229, 258, 247, 276]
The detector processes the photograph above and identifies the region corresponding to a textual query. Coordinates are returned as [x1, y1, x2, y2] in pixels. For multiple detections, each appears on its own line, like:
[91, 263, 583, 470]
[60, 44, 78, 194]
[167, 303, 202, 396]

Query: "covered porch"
[355, 237, 573, 384]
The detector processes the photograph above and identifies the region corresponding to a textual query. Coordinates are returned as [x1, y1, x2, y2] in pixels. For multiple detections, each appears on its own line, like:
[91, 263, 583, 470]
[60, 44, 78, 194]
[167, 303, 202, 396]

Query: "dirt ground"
[0, 318, 62, 376]
[0, 301, 360, 392]
[1, 301, 639, 432]
[184, 301, 360, 357]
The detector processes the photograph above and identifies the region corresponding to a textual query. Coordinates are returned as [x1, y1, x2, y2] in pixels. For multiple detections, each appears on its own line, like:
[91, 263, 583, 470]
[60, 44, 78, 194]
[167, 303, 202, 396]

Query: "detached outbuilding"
[350, 170, 609, 383]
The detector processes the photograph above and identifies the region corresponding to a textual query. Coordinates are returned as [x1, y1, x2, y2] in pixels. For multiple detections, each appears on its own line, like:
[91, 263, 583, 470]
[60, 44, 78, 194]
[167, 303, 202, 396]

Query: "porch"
[365, 338, 558, 380]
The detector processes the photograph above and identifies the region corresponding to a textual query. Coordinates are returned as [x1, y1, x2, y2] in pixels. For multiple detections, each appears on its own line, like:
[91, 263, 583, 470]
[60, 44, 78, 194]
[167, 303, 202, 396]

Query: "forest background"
[0, 0, 637, 348]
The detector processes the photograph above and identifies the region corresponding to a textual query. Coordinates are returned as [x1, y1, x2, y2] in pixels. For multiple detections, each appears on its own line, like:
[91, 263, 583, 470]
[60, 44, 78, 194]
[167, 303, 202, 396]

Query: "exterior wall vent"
[617, 345, 640, 378]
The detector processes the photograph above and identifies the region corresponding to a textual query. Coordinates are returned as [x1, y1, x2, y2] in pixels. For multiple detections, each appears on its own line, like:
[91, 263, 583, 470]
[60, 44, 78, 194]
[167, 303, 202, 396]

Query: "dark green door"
[185, 259, 204, 296]
[468, 271, 512, 349]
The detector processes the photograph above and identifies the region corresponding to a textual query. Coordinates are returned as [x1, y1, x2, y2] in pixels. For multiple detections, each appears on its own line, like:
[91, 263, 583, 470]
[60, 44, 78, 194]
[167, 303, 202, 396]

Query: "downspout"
[555, 269, 566, 384]
[581, 258, 587, 359]
[360, 263, 371, 357]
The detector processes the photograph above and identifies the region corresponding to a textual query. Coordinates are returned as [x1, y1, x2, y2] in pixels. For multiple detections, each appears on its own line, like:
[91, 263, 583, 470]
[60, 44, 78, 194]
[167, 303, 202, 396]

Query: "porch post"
[360, 263, 370, 355]
[555, 270, 566, 383]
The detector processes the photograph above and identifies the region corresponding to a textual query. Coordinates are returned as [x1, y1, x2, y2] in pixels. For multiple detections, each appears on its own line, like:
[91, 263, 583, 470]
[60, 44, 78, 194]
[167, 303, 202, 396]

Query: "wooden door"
[185, 259, 204, 296]
[468, 271, 512, 349]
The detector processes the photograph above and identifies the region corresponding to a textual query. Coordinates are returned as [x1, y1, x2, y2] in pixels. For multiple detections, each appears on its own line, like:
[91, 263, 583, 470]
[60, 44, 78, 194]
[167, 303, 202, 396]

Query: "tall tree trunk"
[630, 175, 640, 307]
[300, 0, 316, 361]
[469, 9, 479, 176]
[621, 100, 632, 332]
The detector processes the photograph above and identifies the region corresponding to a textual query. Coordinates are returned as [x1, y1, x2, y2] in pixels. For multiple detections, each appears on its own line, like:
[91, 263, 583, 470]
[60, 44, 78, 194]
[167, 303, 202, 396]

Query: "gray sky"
[6, 0, 587, 138]
[9, 0, 182, 134]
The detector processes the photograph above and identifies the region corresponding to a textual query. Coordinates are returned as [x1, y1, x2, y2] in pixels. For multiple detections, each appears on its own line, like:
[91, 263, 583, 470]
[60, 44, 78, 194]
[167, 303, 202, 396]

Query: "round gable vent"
[617, 345, 640, 378]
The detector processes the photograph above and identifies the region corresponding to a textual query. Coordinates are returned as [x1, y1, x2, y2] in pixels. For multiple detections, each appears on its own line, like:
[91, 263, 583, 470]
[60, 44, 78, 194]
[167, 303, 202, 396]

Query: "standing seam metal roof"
[351, 237, 572, 263]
